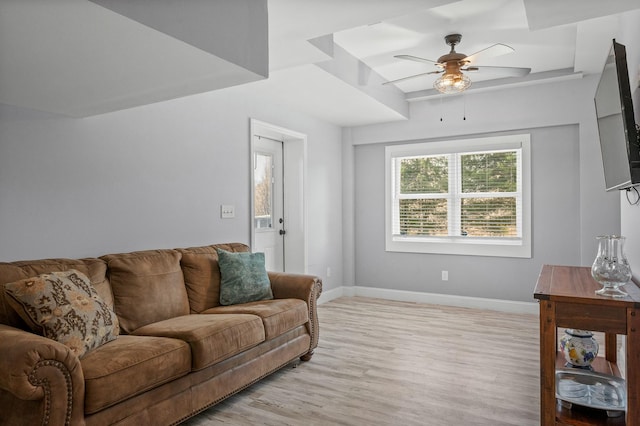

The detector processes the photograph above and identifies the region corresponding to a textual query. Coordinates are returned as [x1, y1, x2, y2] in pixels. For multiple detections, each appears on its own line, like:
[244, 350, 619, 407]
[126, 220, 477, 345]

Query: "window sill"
[386, 236, 531, 258]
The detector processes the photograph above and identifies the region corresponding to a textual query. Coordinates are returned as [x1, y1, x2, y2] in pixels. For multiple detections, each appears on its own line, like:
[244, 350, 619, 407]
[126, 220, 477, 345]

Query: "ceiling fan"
[385, 34, 531, 94]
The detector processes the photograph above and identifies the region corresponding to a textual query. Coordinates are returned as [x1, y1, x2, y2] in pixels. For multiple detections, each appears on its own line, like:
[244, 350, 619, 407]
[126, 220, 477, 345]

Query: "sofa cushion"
[216, 249, 273, 306]
[101, 250, 189, 334]
[177, 243, 250, 313]
[4, 270, 119, 358]
[203, 299, 308, 340]
[81, 335, 191, 414]
[132, 314, 265, 370]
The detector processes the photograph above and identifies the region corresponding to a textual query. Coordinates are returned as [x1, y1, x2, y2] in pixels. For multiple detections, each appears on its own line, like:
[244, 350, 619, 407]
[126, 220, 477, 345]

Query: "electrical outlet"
[220, 205, 235, 218]
[441, 270, 449, 281]
[326, 267, 331, 277]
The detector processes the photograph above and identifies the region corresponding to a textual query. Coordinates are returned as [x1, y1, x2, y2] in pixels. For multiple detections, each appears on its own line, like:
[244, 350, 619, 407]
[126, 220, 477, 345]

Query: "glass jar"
[591, 235, 632, 298]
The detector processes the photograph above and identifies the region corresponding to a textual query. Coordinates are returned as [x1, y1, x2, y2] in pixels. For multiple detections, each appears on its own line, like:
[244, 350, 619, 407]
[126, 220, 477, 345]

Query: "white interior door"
[253, 137, 284, 272]
[250, 119, 307, 274]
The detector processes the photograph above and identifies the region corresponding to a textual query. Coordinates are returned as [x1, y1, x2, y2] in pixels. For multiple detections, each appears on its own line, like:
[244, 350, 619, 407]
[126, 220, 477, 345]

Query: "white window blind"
[385, 134, 531, 258]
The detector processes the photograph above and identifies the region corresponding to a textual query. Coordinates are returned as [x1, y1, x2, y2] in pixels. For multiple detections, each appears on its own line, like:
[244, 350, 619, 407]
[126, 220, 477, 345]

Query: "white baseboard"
[317, 286, 348, 304]
[317, 285, 538, 315]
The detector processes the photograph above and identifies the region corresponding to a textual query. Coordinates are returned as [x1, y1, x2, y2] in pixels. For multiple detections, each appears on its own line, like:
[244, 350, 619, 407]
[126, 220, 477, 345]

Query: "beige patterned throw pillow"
[4, 270, 119, 358]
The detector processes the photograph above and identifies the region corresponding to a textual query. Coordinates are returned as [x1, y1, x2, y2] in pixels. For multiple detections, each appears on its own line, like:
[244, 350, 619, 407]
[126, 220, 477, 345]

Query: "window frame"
[385, 134, 531, 258]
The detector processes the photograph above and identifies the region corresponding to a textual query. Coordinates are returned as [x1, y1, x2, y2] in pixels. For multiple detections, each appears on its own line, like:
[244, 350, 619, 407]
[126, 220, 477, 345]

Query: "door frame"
[249, 118, 307, 273]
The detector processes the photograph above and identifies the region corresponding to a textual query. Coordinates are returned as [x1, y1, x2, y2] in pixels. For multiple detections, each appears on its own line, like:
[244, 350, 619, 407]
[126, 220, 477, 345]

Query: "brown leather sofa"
[0, 243, 322, 425]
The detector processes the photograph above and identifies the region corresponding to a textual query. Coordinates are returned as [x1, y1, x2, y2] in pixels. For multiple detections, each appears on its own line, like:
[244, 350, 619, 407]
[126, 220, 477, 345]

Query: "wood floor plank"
[182, 297, 540, 425]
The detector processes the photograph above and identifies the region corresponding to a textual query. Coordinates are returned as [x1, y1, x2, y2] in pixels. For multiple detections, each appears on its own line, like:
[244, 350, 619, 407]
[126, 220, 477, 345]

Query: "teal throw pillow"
[216, 249, 273, 306]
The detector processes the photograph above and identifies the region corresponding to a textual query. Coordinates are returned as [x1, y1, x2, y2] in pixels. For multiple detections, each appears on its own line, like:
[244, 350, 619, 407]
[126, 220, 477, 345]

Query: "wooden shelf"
[554, 352, 625, 425]
[555, 404, 626, 426]
[555, 353, 621, 377]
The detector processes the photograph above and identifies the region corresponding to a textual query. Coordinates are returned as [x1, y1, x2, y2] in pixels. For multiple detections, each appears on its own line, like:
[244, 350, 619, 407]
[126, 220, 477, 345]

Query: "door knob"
[279, 229, 286, 235]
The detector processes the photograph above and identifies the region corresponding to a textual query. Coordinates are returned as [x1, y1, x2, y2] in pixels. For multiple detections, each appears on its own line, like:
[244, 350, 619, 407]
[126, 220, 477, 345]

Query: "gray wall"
[344, 75, 621, 303]
[354, 125, 580, 302]
[0, 81, 344, 292]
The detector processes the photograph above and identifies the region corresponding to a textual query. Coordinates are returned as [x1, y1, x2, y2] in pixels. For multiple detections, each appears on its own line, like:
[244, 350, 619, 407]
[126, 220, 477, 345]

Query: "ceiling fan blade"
[383, 70, 443, 85]
[463, 66, 531, 77]
[394, 54, 438, 65]
[464, 43, 514, 64]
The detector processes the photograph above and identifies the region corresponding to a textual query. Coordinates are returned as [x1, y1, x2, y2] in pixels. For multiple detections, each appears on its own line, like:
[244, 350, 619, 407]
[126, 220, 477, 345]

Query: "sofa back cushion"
[101, 249, 189, 334]
[177, 243, 250, 313]
[0, 258, 111, 330]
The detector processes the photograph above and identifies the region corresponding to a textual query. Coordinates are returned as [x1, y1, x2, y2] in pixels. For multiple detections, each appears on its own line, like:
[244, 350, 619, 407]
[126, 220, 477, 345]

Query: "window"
[385, 134, 531, 257]
[254, 152, 274, 229]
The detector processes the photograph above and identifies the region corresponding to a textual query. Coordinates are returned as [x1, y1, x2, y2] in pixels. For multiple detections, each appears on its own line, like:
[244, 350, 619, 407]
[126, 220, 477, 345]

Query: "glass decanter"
[591, 235, 632, 298]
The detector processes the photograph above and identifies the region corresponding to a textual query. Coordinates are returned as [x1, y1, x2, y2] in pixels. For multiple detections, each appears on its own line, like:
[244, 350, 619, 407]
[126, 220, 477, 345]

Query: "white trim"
[317, 286, 350, 304]
[317, 285, 538, 315]
[250, 118, 308, 274]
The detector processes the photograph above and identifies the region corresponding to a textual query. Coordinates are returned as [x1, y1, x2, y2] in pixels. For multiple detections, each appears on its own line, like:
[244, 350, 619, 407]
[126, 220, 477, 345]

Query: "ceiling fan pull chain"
[463, 95, 467, 121]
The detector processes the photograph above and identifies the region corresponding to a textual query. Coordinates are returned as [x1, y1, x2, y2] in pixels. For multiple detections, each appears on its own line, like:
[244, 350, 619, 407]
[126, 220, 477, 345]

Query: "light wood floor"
[182, 297, 540, 426]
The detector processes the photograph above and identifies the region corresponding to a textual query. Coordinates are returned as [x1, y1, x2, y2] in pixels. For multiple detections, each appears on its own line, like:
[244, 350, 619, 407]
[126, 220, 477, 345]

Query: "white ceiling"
[1, 0, 639, 126]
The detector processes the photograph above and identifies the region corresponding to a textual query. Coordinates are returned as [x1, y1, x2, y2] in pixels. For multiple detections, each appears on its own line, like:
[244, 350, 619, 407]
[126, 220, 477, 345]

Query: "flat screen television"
[594, 39, 640, 191]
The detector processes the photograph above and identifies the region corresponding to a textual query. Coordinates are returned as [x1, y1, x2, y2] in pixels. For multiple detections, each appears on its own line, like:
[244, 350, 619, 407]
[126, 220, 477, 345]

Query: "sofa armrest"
[0, 324, 85, 425]
[267, 272, 322, 359]
[268, 272, 322, 301]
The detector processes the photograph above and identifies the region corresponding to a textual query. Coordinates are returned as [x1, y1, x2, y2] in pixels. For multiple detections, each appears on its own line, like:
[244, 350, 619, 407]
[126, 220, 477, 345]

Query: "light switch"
[220, 205, 235, 218]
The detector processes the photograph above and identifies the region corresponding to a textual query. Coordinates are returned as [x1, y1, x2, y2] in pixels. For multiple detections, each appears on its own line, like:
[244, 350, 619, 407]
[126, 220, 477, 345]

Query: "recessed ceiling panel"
[334, 0, 575, 94]
[268, 0, 456, 70]
[523, 0, 640, 30]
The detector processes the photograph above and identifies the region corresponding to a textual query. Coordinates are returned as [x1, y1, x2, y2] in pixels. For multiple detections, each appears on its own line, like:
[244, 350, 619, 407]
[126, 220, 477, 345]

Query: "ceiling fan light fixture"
[434, 71, 471, 94]
[391, 34, 525, 92]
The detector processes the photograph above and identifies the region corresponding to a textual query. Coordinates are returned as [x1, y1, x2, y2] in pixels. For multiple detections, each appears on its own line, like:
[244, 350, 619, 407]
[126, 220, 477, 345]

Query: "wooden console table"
[534, 265, 640, 425]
